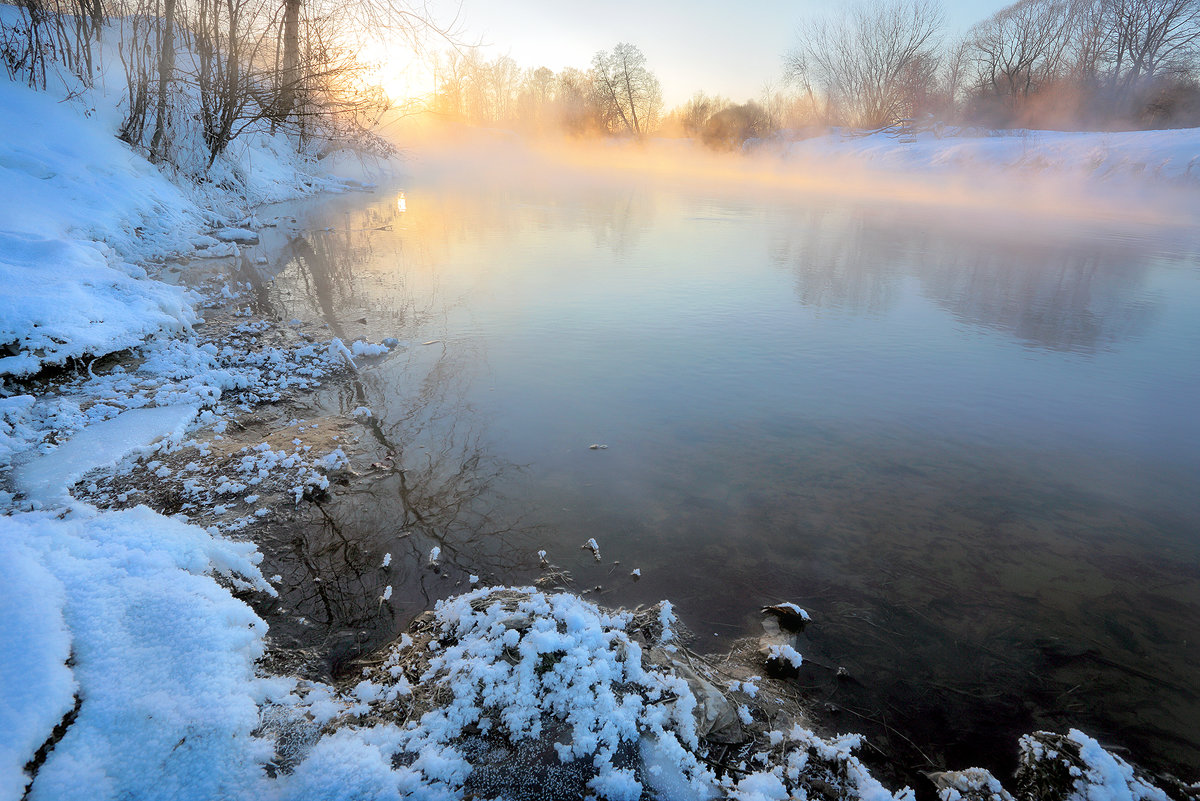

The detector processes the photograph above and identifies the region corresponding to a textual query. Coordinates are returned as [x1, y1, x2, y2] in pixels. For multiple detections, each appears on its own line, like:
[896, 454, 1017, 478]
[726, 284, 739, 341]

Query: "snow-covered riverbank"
[773, 126, 1200, 182]
[3, 61, 1199, 799]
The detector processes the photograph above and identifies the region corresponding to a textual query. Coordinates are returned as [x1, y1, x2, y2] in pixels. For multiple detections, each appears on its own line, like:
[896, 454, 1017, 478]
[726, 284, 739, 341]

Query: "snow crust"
[303, 587, 719, 800]
[1017, 729, 1173, 801]
[12, 405, 197, 506]
[0, 534, 75, 801]
[0, 58, 399, 378]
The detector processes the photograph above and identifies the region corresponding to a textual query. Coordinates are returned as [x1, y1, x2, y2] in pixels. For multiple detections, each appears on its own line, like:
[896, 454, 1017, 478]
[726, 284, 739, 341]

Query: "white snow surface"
[0, 507, 275, 801]
[213, 227, 260, 243]
[12, 405, 198, 506]
[726, 726, 915, 801]
[1014, 729, 1173, 801]
[0, 534, 75, 801]
[376, 587, 717, 799]
[772, 602, 810, 620]
[775, 127, 1200, 182]
[766, 643, 804, 670]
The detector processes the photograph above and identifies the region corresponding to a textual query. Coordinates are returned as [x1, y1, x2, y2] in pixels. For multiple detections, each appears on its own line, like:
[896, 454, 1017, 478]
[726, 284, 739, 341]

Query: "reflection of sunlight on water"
[396, 192, 406, 213]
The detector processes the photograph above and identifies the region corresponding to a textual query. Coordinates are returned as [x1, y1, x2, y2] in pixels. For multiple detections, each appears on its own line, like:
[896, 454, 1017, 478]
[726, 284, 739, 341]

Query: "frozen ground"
[2, 53, 1199, 798]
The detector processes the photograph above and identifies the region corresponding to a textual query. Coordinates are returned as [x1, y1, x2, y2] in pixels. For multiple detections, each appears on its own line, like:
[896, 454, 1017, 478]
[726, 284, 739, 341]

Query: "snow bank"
[726, 726, 915, 801]
[779, 127, 1200, 182]
[0, 535, 75, 801]
[0, 63, 402, 377]
[0, 232, 197, 376]
[0, 74, 204, 375]
[0, 76, 200, 260]
[0, 507, 275, 800]
[1016, 729, 1173, 801]
[308, 587, 720, 800]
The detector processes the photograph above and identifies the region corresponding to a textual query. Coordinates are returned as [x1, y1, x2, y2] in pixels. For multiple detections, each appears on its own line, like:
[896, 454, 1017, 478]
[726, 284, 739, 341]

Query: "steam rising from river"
[386, 120, 1198, 235]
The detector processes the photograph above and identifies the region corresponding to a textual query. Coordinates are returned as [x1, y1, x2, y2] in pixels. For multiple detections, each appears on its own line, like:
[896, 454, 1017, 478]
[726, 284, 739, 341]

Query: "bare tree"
[1101, 0, 1200, 100]
[554, 65, 598, 135]
[957, 0, 1200, 124]
[966, 0, 1076, 104]
[677, 91, 727, 136]
[758, 80, 824, 132]
[429, 49, 468, 120]
[590, 42, 663, 137]
[1, 0, 103, 89]
[516, 65, 554, 130]
[785, 0, 945, 128]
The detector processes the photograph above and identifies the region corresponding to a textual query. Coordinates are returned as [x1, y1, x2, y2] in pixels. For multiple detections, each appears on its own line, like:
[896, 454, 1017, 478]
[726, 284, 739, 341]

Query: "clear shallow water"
[246, 174, 1200, 781]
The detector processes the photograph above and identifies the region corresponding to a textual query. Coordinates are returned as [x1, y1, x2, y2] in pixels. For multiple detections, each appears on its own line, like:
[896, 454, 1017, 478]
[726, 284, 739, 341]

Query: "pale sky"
[407, 0, 1011, 107]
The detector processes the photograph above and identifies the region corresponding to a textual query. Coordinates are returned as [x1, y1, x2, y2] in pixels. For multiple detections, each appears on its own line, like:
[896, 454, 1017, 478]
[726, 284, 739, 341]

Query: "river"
[232, 156, 1200, 782]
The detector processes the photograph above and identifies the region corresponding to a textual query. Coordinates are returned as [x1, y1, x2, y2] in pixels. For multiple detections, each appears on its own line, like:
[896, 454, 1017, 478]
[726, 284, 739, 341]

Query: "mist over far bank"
[380, 117, 1200, 235]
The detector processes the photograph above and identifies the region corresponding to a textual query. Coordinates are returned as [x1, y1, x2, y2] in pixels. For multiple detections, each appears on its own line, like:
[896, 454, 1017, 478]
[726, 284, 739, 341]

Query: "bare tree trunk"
[622, 61, 640, 135]
[277, 0, 301, 122]
[149, 0, 175, 162]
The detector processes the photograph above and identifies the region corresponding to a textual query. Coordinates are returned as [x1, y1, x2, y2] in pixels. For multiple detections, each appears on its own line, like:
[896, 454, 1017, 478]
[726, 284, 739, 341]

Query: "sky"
[399, 0, 1012, 107]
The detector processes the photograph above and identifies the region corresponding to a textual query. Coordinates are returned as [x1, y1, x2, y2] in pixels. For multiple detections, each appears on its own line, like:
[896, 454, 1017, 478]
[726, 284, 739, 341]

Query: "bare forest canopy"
[3, 0, 1200, 168]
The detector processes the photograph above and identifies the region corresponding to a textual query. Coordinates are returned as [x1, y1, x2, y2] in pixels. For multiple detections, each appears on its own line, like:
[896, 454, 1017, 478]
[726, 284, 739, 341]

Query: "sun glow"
[355, 38, 433, 106]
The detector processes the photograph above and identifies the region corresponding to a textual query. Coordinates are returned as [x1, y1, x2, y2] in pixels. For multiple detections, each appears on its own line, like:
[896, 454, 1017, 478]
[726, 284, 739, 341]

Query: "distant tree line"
[786, 0, 1200, 130]
[426, 42, 663, 138]
[422, 0, 1200, 151]
[0, 0, 446, 170]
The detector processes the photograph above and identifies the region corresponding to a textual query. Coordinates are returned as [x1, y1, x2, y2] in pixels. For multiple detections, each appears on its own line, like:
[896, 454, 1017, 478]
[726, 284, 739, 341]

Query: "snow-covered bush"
[328, 587, 719, 800]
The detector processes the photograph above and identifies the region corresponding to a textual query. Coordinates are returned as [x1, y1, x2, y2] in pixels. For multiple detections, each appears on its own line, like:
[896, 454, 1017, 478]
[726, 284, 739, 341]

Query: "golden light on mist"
[390, 125, 1195, 234]
[355, 38, 431, 105]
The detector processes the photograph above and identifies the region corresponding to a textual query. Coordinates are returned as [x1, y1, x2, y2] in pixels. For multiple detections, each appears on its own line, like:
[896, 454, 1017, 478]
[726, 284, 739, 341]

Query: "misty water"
[239, 166, 1200, 781]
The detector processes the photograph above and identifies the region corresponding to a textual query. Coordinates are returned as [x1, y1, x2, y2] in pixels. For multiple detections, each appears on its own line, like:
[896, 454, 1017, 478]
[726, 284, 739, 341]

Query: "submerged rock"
[761, 602, 811, 631]
[929, 768, 1016, 801]
[758, 615, 803, 678]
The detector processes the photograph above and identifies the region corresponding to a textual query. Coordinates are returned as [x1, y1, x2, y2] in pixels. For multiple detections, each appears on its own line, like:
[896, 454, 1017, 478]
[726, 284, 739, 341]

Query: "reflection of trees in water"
[772, 207, 1164, 352]
[769, 207, 904, 315]
[262, 198, 423, 335]
[269, 348, 535, 673]
[582, 189, 654, 258]
[255, 208, 536, 673]
[397, 185, 656, 260]
[346, 344, 533, 592]
[917, 244, 1158, 353]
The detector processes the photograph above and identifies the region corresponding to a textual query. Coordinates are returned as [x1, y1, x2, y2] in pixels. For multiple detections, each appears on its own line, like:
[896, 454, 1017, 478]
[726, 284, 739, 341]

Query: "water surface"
[243, 169, 1200, 782]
